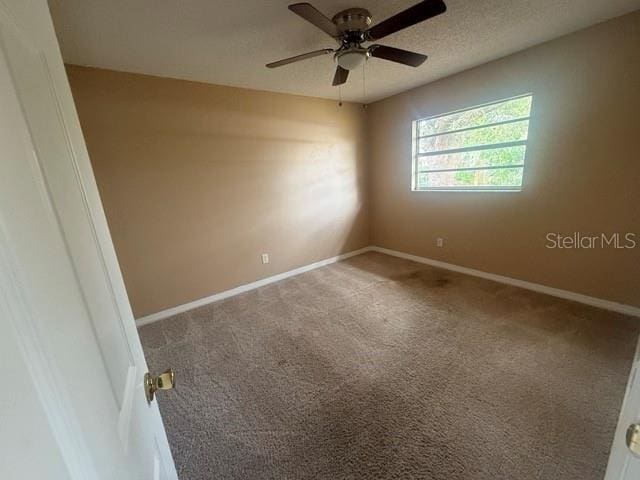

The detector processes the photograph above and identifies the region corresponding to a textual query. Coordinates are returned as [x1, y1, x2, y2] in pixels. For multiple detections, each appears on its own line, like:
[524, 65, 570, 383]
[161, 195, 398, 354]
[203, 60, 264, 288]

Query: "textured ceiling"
[48, 0, 640, 103]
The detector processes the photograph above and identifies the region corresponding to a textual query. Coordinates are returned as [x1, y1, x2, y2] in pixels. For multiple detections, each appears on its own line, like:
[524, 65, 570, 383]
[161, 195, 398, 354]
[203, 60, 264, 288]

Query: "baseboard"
[135, 247, 373, 327]
[370, 246, 640, 318]
[137, 244, 640, 326]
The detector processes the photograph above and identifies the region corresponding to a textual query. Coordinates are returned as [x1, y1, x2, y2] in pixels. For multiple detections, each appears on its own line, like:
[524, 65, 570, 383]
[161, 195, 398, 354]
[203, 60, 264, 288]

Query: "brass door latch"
[144, 368, 175, 403]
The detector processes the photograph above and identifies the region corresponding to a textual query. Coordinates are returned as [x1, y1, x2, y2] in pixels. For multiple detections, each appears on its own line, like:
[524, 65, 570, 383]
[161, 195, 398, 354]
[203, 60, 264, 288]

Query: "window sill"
[411, 188, 522, 193]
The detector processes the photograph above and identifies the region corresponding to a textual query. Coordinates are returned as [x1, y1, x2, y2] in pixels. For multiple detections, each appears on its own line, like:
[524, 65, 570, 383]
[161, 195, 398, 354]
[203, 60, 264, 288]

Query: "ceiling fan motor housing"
[332, 8, 372, 70]
[332, 8, 372, 39]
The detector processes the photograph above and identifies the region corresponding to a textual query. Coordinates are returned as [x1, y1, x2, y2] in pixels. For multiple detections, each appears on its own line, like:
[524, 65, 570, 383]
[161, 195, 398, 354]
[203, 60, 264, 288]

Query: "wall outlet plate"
[261, 253, 269, 264]
[436, 238, 444, 247]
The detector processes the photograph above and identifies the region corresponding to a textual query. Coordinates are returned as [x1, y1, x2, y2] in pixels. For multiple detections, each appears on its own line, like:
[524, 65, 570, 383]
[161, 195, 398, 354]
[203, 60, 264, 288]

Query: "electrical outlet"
[261, 253, 269, 264]
[436, 238, 444, 247]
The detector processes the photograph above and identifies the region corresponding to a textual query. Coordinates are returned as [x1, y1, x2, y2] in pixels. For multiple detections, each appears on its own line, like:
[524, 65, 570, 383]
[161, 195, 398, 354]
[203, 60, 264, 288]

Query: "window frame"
[411, 93, 533, 193]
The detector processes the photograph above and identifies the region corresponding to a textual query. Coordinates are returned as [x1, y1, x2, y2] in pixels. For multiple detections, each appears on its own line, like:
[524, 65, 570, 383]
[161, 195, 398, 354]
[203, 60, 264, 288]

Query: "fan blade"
[288, 3, 341, 38]
[266, 48, 334, 68]
[366, 0, 446, 41]
[368, 45, 428, 67]
[332, 66, 349, 86]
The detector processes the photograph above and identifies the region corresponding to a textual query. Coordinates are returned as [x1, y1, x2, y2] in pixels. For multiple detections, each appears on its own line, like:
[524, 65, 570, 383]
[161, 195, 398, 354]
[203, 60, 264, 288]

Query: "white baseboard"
[135, 247, 373, 327]
[136, 244, 640, 327]
[370, 246, 640, 318]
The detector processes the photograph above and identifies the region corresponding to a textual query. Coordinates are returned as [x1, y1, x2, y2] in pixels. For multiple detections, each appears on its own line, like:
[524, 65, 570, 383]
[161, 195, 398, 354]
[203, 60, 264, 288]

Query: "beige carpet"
[139, 252, 639, 480]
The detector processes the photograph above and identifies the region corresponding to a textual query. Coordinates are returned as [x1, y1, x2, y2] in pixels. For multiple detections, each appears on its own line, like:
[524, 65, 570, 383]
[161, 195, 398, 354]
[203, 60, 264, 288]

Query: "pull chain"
[338, 84, 343, 107]
[362, 61, 368, 110]
[362, 61, 366, 99]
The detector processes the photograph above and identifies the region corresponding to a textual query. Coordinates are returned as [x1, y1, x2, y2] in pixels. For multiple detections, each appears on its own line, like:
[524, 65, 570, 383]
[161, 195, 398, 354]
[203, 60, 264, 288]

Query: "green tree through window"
[413, 95, 533, 191]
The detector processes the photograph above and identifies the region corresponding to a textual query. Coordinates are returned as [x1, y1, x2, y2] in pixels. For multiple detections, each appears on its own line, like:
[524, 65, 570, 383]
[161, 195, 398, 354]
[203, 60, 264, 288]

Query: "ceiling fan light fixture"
[335, 49, 368, 71]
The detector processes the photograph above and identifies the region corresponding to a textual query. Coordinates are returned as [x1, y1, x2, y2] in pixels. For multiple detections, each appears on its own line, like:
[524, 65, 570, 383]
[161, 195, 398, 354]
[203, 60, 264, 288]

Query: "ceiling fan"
[266, 1, 447, 86]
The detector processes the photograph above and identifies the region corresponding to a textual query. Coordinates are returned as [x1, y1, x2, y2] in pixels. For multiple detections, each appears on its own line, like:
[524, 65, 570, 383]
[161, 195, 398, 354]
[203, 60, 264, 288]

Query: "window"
[412, 94, 533, 192]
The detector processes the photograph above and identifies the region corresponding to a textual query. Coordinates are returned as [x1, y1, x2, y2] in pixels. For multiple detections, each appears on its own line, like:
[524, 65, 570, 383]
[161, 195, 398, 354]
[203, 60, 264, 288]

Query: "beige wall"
[68, 12, 639, 318]
[368, 11, 640, 307]
[67, 66, 369, 317]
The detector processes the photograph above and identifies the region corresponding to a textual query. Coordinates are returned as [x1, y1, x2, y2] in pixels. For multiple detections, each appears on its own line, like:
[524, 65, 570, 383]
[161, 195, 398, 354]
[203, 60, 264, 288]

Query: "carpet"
[139, 252, 639, 479]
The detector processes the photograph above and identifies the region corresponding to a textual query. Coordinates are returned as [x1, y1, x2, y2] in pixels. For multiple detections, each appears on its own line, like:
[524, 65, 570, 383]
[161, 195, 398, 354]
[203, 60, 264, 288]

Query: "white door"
[0, 1, 178, 479]
[606, 336, 640, 480]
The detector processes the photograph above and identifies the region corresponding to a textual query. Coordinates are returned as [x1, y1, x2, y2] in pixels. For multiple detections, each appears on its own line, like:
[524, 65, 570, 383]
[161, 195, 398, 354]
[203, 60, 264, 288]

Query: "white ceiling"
[48, 0, 640, 103]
